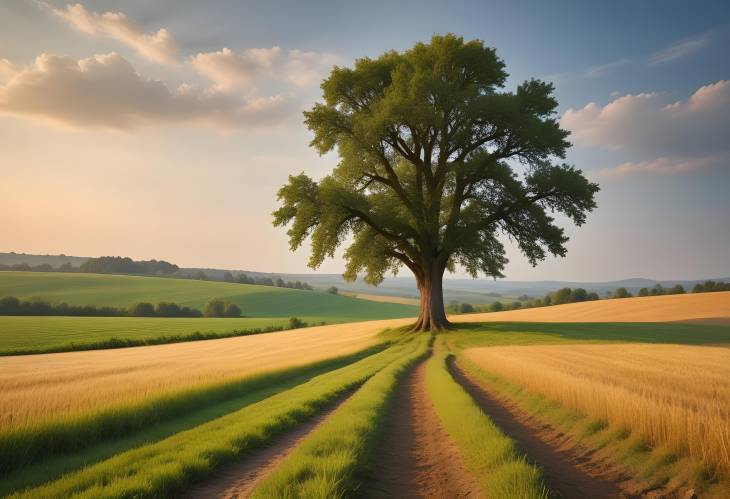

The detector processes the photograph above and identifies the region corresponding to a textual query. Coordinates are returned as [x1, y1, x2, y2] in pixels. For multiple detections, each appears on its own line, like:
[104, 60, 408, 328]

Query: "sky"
[1, 0, 728, 281]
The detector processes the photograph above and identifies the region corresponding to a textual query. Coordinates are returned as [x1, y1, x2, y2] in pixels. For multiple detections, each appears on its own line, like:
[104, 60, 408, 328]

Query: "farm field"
[463, 343, 730, 477]
[453, 290, 730, 324]
[0, 316, 297, 354]
[2, 294, 730, 497]
[0, 271, 418, 320]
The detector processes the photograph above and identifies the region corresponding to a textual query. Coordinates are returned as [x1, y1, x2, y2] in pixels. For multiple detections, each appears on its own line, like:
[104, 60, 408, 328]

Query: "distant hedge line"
[0, 297, 218, 318]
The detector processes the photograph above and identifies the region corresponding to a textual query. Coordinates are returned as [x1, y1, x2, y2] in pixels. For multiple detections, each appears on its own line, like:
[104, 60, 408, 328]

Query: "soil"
[365, 359, 483, 498]
[448, 357, 673, 499]
[183, 392, 353, 499]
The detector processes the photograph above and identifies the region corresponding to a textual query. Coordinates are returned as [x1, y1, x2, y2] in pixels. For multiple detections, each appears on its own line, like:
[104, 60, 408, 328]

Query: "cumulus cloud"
[649, 32, 711, 65]
[0, 53, 293, 130]
[561, 80, 730, 177]
[190, 47, 338, 89]
[285, 50, 340, 86]
[52, 3, 178, 65]
[189, 47, 281, 89]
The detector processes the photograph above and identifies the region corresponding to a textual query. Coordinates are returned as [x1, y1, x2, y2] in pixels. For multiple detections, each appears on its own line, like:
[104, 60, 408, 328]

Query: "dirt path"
[183, 393, 353, 499]
[448, 357, 640, 499]
[366, 359, 482, 498]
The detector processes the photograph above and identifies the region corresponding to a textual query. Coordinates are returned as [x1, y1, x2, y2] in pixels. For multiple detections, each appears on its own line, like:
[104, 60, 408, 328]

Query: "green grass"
[0, 315, 365, 355]
[0, 342, 393, 478]
[0, 344, 389, 496]
[0, 272, 417, 320]
[0, 316, 298, 354]
[9, 339, 419, 498]
[444, 321, 730, 350]
[250, 334, 431, 498]
[424, 347, 547, 499]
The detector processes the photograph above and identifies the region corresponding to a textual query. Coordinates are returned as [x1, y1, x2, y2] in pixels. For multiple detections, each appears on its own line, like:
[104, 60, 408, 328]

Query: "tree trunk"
[413, 262, 450, 331]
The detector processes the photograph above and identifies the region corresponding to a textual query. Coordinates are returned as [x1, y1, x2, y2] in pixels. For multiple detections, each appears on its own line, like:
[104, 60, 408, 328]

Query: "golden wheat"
[465, 343, 730, 475]
[0, 318, 411, 430]
[452, 290, 730, 324]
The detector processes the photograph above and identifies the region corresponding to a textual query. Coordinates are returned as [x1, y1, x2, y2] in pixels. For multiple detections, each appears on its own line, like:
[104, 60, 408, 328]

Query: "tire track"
[448, 356, 632, 499]
[183, 391, 355, 499]
[366, 359, 482, 498]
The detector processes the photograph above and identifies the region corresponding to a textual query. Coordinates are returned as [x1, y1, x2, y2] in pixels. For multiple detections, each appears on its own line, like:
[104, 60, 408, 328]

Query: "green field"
[0, 316, 304, 354]
[0, 272, 417, 319]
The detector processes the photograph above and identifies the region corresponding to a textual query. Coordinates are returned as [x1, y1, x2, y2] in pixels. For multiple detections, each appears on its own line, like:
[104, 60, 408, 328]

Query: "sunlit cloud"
[190, 47, 339, 89]
[598, 155, 727, 178]
[51, 3, 179, 65]
[189, 47, 281, 89]
[0, 53, 294, 130]
[562, 80, 730, 177]
[648, 31, 712, 65]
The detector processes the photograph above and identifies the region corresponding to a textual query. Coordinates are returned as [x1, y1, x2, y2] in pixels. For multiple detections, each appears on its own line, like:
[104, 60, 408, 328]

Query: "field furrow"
[8, 339, 418, 498]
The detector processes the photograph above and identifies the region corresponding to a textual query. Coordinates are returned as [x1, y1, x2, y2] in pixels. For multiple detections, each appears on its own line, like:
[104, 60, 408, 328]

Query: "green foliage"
[326, 286, 338, 295]
[490, 301, 504, 312]
[224, 302, 241, 318]
[288, 316, 306, 329]
[613, 287, 631, 299]
[129, 302, 155, 317]
[693, 280, 730, 293]
[273, 34, 598, 326]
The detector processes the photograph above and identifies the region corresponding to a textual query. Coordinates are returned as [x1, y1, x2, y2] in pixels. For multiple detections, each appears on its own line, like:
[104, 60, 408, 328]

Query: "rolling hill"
[0, 272, 417, 320]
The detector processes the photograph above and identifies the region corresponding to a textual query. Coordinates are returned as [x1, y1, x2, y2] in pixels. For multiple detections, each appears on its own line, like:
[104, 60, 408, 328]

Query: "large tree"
[274, 34, 599, 331]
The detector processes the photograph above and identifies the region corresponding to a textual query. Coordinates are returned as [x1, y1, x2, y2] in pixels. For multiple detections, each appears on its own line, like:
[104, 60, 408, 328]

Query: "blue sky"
[0, 0, 728, 281]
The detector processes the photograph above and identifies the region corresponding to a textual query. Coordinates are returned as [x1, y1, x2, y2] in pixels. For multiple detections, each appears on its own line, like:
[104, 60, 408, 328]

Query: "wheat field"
[465, 343, 730, 475]
[452, 291, 730, 324]
[0, 318, 411, 430]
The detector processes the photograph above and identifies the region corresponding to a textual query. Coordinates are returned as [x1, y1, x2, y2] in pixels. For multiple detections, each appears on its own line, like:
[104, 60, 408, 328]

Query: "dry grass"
[349, 292, 420, 306]
[465, 343, 730, 476]
[0, 318, 411, 430]
[452, 291, 730, 324]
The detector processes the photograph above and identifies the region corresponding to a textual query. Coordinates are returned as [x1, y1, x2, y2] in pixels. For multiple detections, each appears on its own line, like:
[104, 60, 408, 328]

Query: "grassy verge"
[0, 342, 391, 476]
[249, 334, 432, 498]
[9, 339, 418, 498]
[0, 322, 301, 356]
[424, 345, 547, 499]
[456, 355, 730, 497]
[0, 343, 393, 496]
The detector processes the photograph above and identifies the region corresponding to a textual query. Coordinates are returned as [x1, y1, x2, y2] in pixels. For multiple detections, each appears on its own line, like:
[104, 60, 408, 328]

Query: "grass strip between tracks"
[9, 338, 417, 498]
[249, 334, 432, 498]
[1, 340, 396, 483]
[425, 345, 548, 499]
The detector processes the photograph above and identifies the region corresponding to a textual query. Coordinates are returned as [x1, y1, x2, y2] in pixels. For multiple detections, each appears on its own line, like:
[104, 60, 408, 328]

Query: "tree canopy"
[274, 34, 599, 330]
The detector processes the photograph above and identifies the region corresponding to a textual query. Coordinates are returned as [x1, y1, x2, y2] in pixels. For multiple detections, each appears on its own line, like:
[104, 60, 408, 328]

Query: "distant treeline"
[1, 256, 316, 290]
[216, 271, 314, 290]
[0, 297, 204, 318]
[450, 280, 729, 314]
[0, 256, 178, 275]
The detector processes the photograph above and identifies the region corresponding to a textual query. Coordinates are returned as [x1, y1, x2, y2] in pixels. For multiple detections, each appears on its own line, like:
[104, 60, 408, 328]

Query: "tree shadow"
[448, 321, 730, 346]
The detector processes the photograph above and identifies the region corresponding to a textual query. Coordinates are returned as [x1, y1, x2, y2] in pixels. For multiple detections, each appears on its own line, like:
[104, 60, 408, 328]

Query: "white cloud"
[189, 47, 281, 89]
[583, 58, 631, 78]
[190, 47, 338, 89]
[0, 59, 17, 84]
[285, 50, 340, 86]
[562, 80, 730, 177]
[649, 32, 711, 65]
[0, 53, 294, 130]
[598, 155, 727, 178]
[52, 3, 178, 65]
